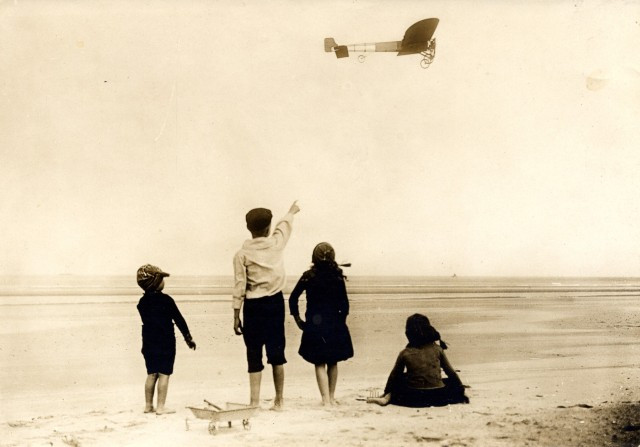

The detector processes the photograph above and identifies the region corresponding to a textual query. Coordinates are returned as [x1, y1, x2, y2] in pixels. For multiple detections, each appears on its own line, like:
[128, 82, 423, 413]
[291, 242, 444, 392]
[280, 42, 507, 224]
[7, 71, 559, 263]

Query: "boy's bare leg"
[271, 365, 284, 410]
[155, 374, 176, 414]
[327, 363, 338, 405]
[249, 371, 262, 407]
[314, 364, 331, 405]
[144, 373, 158, 413]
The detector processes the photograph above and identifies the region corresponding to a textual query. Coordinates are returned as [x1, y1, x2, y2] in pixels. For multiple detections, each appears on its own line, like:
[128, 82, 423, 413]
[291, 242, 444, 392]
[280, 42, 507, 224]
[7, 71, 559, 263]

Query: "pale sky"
[1, 0, 639, 277]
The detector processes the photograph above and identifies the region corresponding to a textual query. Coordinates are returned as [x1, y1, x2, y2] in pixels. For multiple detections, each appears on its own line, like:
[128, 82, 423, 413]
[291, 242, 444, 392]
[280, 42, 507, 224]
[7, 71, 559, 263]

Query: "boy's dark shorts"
[242, 292, 287, 373]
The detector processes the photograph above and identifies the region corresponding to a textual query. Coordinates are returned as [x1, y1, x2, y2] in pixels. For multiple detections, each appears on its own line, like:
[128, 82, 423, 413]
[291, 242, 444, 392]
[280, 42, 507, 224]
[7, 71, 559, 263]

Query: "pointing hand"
[289, 200, 300, 215]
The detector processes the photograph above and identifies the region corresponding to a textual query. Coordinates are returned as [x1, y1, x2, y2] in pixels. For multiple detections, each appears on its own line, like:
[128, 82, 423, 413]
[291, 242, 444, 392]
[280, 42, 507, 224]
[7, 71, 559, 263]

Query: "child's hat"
[137, 264, 170, 290]
[246, 208, 272, 232]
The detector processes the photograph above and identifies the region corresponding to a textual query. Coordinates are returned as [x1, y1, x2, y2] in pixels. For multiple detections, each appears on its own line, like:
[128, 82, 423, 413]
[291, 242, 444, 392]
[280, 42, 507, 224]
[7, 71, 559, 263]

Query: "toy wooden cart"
[187, 400, 259, 435]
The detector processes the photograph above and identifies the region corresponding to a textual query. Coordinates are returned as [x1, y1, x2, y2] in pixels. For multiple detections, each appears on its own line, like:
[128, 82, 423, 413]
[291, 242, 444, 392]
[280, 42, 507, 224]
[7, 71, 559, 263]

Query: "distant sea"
[1, 276, 639, 305]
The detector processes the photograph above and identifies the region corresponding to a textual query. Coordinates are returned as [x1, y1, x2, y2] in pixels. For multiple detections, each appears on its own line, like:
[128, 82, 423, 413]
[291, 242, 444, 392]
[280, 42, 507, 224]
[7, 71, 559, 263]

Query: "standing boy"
[233, 201, 300, 410]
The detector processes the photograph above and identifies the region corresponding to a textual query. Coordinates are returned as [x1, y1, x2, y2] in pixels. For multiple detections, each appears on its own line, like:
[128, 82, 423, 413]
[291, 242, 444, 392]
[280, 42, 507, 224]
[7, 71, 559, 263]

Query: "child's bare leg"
[155, 374, 176, 414]
[314, 364, 331, 405]
[144, 373, 158, 412]
[249, 371, 262, 407]
[271, 365, 284, 410]
[327, 363, 338, 405]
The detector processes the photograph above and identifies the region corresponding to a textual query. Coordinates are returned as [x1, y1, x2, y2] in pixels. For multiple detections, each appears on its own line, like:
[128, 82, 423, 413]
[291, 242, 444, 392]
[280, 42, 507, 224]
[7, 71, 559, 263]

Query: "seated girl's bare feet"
[366, 394, 391, 406]
[155, 407, 176, 415]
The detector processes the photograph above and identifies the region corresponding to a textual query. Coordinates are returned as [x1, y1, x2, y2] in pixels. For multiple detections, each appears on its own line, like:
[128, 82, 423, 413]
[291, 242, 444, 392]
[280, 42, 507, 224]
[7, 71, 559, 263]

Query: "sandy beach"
[2, 287, 640, 447]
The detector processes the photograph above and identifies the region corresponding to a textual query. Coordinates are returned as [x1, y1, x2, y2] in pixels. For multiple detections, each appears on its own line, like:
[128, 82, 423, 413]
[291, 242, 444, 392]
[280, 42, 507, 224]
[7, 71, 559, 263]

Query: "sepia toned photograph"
[1, 1, 639, 445]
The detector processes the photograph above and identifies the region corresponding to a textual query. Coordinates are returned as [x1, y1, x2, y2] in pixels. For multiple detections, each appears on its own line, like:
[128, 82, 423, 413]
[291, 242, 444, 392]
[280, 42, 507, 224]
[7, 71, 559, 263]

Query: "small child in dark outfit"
[136, 264, 196, 414]
[289, 242, 354, 406]
[367, 313, 468, 408]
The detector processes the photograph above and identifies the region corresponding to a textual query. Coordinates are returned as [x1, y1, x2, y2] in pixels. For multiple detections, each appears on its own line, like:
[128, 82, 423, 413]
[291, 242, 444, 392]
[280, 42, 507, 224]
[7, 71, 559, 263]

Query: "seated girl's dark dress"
[289, 266, 354, 365]
[384, 343, 468, 407]
[137, 290, 191, 375]
[382, 314, 468, 408]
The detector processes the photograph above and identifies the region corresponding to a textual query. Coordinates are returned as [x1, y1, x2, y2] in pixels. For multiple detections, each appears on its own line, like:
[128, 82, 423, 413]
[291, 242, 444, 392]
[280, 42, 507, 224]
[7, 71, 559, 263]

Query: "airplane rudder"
[324, 37, 337, 52]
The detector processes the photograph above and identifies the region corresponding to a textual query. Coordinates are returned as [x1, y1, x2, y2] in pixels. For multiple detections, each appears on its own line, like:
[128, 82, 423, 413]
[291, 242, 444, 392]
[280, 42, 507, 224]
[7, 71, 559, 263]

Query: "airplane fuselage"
[344, 41, 401, 53]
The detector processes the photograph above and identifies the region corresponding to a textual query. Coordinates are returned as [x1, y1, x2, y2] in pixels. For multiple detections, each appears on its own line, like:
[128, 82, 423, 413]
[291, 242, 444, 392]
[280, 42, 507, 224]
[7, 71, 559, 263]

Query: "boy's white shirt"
[232, 213, 294, 310]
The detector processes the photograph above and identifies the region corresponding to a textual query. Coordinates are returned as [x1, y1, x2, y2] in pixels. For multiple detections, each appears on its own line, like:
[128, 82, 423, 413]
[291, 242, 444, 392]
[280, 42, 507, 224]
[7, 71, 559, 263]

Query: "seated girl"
[367, 313, 469, 408]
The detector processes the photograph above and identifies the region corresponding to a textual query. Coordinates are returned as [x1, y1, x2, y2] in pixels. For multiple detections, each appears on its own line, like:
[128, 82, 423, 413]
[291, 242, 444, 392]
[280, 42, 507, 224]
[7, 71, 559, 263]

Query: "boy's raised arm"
[272, 201, 300, 248]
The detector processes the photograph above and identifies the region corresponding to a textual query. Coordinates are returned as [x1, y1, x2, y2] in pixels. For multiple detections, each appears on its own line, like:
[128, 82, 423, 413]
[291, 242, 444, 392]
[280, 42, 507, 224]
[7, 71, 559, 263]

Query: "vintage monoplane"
[324, 18, 439, 69]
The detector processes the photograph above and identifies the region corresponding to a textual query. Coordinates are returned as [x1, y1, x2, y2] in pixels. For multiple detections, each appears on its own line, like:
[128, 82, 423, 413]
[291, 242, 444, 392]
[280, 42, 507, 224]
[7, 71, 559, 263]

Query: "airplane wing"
[398, 18, 439, 55]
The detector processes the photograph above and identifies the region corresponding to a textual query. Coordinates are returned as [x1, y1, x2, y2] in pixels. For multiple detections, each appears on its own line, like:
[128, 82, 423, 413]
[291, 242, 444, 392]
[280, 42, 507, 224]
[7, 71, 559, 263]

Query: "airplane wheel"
[358, 55, 366, 63]
[243, 419, 251, 430]
[208, 422, 219, 435]
[420, 59, 431, 69]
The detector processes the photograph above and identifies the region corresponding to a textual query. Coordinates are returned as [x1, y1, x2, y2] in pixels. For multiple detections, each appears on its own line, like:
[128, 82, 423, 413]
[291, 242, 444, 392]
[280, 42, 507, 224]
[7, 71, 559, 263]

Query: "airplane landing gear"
[420, 39, 436, 69]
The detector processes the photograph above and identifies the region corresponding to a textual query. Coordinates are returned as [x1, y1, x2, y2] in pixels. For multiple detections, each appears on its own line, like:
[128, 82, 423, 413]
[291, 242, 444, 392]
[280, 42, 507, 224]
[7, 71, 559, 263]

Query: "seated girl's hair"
[405, 313, 448, 349]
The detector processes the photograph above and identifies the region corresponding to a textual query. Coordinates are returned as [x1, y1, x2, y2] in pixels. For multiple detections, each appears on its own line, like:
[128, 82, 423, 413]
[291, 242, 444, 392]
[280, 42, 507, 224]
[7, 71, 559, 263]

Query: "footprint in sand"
[413, 435, 443, 442]
[62, 435, 81, 447]
[8, 415, 54, 428]
[8, 420, 32, 428]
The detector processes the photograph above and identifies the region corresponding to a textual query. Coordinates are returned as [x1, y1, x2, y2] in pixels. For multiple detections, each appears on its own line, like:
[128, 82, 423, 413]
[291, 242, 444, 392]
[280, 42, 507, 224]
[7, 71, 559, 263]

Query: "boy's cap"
[137, 264, 170, 291]
[246, 208, 272, 232]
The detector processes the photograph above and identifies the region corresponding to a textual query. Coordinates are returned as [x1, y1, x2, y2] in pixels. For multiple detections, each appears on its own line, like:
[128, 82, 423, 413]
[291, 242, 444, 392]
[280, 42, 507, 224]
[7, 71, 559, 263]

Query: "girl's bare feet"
[155, 407, 176, 415]
[269, 398, 283, 412]
[144, 406, 155, 413]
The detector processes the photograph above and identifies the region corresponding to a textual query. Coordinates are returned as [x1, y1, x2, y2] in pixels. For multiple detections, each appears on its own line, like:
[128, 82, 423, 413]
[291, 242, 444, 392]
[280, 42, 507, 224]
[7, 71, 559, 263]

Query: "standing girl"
[289, 242, 354, 406]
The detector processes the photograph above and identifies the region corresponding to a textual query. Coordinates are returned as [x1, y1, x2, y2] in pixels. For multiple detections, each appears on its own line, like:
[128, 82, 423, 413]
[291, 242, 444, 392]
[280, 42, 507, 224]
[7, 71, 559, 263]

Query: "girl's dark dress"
[289, 267, 354, 365]
[137, 290, 191, 375]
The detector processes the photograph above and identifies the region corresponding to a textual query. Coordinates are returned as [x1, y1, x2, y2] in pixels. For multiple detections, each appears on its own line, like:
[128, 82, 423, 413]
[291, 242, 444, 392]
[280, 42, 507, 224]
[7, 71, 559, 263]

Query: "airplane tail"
[324, 37, 337, 52]
[334, 46, 349, 58]
[324, 37, 349, 58]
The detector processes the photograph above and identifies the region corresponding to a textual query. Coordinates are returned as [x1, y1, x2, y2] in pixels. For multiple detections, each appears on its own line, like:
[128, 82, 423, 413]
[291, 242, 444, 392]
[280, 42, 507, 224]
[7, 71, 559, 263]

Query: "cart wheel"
[243, 419, 251, 430]
[208, 422, 219, 435]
